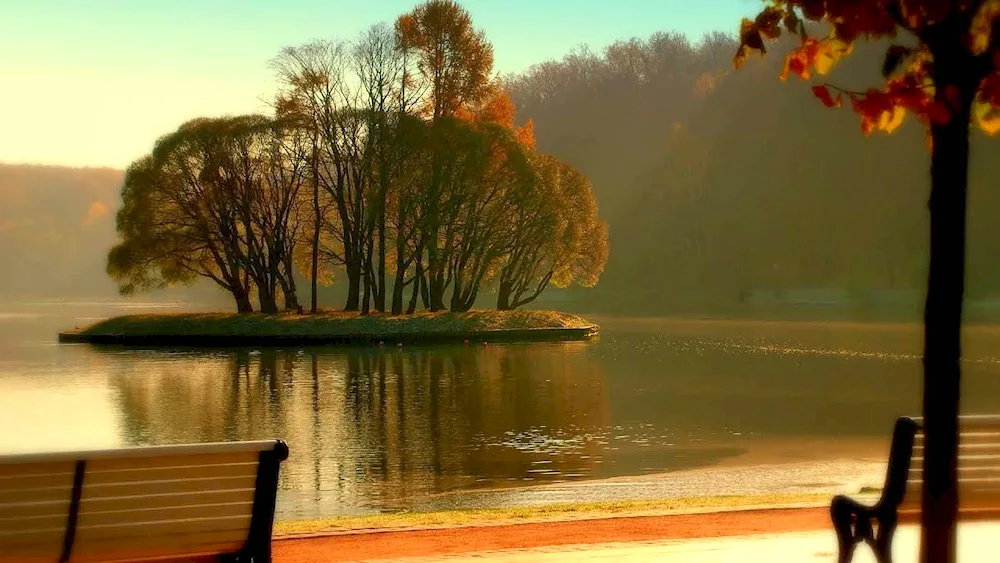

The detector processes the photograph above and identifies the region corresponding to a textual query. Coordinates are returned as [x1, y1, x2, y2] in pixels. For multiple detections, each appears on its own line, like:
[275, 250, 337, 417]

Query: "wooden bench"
[831, 415, 1000, 563]
[0, 440, 288, 563]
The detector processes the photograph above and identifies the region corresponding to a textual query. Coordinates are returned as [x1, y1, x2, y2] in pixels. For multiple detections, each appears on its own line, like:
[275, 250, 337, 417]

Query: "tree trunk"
[281, 282, 300, 312]
[420, 268, 431, 310]
[361, 263, 372, 316]
[258, 286, 279, 314]
[407, 262, 422, 315]
[919, 60, 976, 563]
[391, 263, 407, 316]
[496, 281, 512, 311]
[450, 272, 463, 311]
[233, 287, 253, 313]
[345, 262, 361, 311]
[377, 192, 387, 313]
[361, 277, 371, 316]
[281, 255, 300, 311]
[309, 143, 322, 314]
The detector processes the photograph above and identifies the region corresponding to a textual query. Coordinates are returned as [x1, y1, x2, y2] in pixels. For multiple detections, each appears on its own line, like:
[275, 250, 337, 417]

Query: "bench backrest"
[0, 440, 288, 563]
[890, 416, 1000, 520]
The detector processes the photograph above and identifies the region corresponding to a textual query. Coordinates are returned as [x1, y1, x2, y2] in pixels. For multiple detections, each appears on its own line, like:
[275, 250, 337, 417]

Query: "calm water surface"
[4, 300, 1000, 519]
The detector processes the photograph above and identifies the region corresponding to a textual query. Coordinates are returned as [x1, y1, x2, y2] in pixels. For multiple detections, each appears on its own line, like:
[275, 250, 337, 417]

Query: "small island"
[58, 310, 598, 347]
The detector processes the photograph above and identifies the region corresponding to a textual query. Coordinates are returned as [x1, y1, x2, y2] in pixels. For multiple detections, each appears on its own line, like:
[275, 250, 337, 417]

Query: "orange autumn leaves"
[456, 88, 537, 149]
[735, 0, 1000, 137]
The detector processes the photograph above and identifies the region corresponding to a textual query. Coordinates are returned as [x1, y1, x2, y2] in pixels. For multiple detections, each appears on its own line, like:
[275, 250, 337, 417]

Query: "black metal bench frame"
[830, 417, 919, 563]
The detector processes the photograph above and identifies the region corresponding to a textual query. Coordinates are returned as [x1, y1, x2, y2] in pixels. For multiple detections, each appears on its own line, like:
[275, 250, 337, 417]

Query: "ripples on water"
[6, 303, 1000, 518]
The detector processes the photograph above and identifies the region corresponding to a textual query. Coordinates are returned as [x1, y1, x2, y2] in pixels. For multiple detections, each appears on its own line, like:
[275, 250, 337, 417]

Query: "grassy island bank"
[58, 310, 598, 347]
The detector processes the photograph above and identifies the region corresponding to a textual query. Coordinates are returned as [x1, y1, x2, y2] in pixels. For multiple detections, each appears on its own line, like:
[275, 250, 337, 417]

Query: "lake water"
[4, 300, 1000, 520]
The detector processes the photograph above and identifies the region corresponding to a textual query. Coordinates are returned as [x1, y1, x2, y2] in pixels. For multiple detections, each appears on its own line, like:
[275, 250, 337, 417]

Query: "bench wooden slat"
[908, 463, 1000, 473]
[0, 440, 281, 465]
[83, 461, 258, 485]
[915, 431, 1000, 440]
[914, 454, 1000, 461]
[0, 461, 75, 478]
[80, 475, 259, 499]
[77, 488, 255, 513]
[913, 442, 1000, 454]
[0, 526, 67, 550]
[69, 534, 248, 563]
[0, 471, 78, 492]
[898, 507, 1000, 523]
[0, 513, 67, 534]
[76, 501, 254, 526]
[84, 451, 260, 473]
[75, 514, 252, 541]
[0, 498, 71, 520]
[0, 485, 74, 504]
[5, 546, 66, 563]
[900, 492, 1000, 509]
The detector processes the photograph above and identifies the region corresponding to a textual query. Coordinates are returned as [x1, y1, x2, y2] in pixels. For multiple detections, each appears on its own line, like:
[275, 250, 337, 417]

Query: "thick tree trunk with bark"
[496, 279, 513, 310]
[391, 264, 407, 316]
[233, 288, 253, 313]
[419, 267, 431, 310]
[919, 50, 977, 563]
[407, 261, 422, 315]
[361, 277, 371, 316]
[344, 261, 361, 311]
[280, 281, 300, 312]
[257, 285, 279, 314]
[450, 272, 464, 311]
[281, 255, 300, 311]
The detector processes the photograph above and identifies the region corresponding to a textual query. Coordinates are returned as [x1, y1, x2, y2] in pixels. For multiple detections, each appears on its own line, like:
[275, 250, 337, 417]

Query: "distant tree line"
[507, 30, 1000, 308]
[108, 0, 608, 314]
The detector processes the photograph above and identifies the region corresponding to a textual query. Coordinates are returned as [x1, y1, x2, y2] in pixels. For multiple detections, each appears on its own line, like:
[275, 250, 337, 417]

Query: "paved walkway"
[344, 523, 997, 562]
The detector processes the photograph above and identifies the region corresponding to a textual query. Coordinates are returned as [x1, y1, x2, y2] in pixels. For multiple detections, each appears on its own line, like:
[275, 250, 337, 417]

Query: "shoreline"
[273, 493, 846, 539]
[57, 309, 599, 347]
[274, 444, 889, 528]
[271, 506, 838, 562]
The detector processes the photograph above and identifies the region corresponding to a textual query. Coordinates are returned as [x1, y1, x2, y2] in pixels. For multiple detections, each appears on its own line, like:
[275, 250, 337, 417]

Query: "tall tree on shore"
[108, 119, 258, 312]
[107, 116, 307, 313]
[272, 40, 349, 313]
[396, 0, 495, 311]
[734, 2, 1000, 560]
[354, 22, 421, 314]
[496, 156, 608, 310]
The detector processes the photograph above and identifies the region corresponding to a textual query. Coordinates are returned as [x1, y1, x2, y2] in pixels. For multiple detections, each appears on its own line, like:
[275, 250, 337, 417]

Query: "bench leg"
[873, 516, 897, 563]
[831, 496, 861, 563]
[831, 495, 898, 563]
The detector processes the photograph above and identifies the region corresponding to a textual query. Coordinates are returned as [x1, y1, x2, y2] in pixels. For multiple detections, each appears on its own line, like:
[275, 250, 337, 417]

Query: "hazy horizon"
[2, 0, 758, 169]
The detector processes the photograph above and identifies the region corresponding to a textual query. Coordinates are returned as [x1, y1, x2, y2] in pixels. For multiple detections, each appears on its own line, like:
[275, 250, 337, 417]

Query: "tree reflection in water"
[106, 343, 610, 517]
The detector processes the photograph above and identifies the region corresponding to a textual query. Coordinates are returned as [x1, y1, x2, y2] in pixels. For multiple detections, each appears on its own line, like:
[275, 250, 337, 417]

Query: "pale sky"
[1, 0, 758, 169]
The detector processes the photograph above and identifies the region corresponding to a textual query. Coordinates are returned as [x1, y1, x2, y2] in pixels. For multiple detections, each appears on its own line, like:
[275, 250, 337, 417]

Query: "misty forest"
[8, 2, 1000, 317]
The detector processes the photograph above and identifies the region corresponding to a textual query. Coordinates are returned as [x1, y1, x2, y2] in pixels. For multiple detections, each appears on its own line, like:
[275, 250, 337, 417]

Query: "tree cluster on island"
[107, 0, 608, 315]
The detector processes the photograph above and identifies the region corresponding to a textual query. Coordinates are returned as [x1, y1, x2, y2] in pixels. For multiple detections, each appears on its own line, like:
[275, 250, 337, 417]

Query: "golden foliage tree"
[497, 156, 609, 310]
[395, 0, 495, 120]
[107, 116, 306, 313]
[395, 0, 497, 310]
[735, 2, 1000, 560]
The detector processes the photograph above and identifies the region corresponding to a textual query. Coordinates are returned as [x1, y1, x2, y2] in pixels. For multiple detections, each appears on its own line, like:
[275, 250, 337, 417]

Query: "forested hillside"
[0, 165, 121, 297]
[509, 31, 1000, 311]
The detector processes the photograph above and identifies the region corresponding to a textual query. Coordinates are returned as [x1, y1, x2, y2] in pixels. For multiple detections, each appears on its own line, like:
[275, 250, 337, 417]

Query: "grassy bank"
[59, 309, 598, 346]
[272, 493, 850, 537]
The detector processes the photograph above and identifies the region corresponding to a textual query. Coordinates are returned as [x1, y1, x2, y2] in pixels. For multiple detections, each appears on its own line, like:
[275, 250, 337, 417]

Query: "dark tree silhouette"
[734, 2, 1000, 561]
